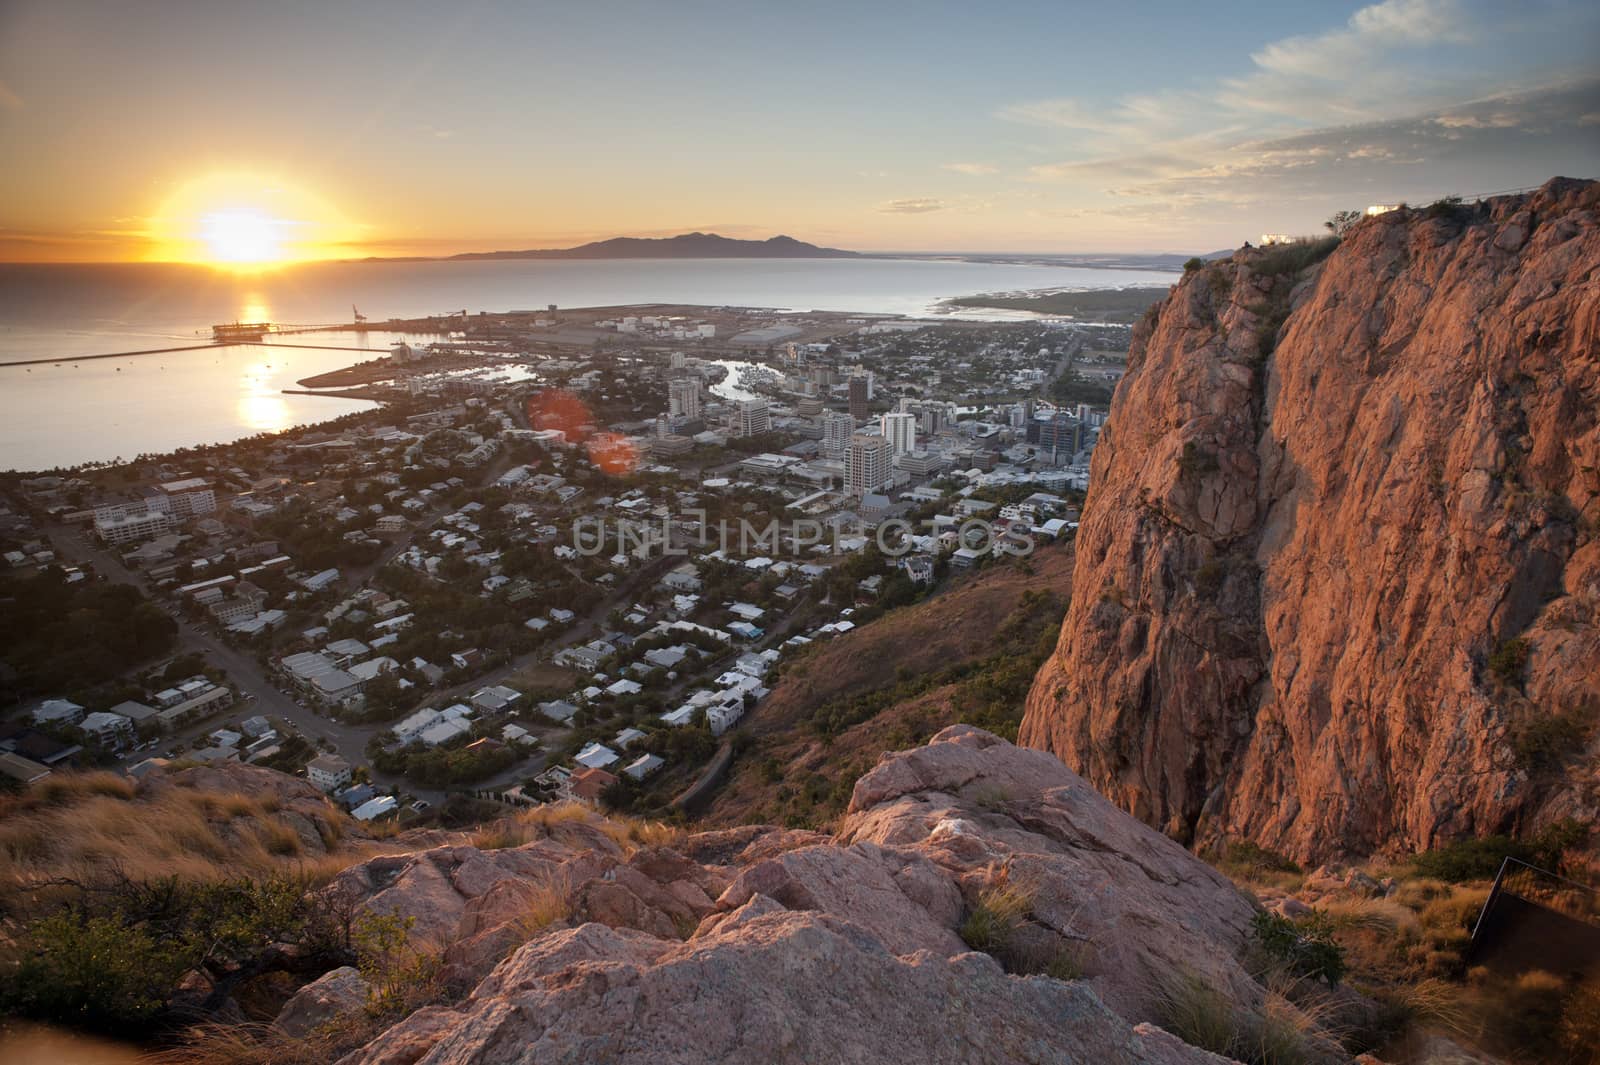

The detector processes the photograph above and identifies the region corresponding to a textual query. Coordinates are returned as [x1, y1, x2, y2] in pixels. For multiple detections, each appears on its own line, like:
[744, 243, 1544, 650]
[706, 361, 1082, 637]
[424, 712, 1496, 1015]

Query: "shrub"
[1184, 257, 1205, 272]
[1409, 822, 1592, 882]
[2, 911, 190, 1028]
[1324, 210, 1361, 237]
[1410, 835, 1523, 882]
[1251, 910, 1346, 986]
[1194, 559, 1226, 597]
[1178, 441, 1221, 478]
[353, 912, 441, 1019]
[1253, 236, 1339, 278]
[1214, 839, 1301, 879]
[1487, 637, 1529, 686]
[0, 873, 344, 1035]
[1509, 703, 1595, 774]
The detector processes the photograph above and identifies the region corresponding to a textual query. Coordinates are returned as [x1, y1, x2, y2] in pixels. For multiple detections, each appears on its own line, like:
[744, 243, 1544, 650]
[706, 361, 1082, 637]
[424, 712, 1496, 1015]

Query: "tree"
[1324, 209, 1361, 237]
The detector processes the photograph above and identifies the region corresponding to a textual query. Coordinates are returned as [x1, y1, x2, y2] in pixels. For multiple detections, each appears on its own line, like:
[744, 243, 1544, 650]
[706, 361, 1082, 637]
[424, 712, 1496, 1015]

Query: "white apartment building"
[821, 411, 855, 457]
[307, 753, 351, 792]
[880, 411, 917, 455]
[156, 478, 217, 517]
[845, 434, 893, 497]
[94, 505, 178, 545]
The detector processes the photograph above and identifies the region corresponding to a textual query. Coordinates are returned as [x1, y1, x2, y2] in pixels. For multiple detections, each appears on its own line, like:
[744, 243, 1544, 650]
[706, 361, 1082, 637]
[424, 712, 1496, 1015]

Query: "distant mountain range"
[441, 232, 861, 261]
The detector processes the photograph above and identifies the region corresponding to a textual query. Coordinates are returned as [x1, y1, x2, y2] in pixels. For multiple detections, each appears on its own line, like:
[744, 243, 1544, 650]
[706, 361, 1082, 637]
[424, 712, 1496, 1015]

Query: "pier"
[0, 341, 389, 369]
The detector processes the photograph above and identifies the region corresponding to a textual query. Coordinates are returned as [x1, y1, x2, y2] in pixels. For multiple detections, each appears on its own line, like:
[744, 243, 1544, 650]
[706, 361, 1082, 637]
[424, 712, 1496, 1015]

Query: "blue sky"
[1, 0, 1597, 257]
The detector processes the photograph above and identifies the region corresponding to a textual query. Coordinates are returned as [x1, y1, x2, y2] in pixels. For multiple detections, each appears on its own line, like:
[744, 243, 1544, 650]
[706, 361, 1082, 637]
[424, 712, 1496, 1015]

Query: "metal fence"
[1469, 857, 1600, 978]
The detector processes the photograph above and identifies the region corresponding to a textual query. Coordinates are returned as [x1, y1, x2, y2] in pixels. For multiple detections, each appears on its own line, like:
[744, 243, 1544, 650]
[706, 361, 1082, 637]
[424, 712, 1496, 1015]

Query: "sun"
[200, 208, 285, 264]
[146, 172, 358, 266]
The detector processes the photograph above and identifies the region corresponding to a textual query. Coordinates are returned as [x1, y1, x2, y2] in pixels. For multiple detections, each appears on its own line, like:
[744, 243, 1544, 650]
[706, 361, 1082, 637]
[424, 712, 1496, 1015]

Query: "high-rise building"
[796, 395, 824, 417]
[668, 377, 701, 420]
[1035, 413, 1082, 455]
[669, 351, 687, 370]
[880, 411, 917, 455]
[735, 398, 771, 437]
[821, 411, 855, 457]
[848, 375, 869, 420]
[845, 434, 893, 497]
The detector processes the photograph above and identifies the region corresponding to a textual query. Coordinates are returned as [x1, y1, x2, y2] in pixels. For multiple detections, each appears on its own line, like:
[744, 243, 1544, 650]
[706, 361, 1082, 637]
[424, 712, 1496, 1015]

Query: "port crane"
[210, 304, 374, 341]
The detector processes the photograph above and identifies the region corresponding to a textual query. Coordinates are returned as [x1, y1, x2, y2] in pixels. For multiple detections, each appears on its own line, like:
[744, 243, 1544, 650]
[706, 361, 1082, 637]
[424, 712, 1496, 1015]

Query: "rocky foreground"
[1021, 178, 1600, 862]
[282, 727, 1302, 1064]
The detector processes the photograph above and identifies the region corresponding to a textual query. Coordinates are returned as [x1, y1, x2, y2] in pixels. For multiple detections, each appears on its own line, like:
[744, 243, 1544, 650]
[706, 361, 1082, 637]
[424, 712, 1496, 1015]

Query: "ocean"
[0, 257, 1173, 471]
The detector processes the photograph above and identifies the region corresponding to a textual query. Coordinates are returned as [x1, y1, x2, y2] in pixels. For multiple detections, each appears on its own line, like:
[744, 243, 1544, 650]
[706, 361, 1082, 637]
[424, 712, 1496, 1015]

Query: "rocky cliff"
[298, 727, 1296, 1064]
[1019, 178, 1600, 862]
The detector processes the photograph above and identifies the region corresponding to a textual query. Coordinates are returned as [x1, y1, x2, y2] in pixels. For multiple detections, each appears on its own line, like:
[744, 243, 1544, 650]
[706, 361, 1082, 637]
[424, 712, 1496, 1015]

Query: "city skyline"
[1, 0, 1597, 262]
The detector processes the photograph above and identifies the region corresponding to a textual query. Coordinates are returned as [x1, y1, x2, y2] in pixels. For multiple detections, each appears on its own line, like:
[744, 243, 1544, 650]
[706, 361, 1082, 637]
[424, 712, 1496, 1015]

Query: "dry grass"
[479, 802, 684, 856]
[959, 874, 1035, 953]
[1156, 973, 1339, 1065]
[0, 770, 373, 909]
[151, 1020, 378, 1065]
[1315, 896, 1417, 936]
[512, 875, 573, 940]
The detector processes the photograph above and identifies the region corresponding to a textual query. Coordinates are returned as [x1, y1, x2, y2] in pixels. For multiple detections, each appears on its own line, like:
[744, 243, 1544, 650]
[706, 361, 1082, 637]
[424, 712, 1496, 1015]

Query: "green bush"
[1410, 821, 1590, 881]
[2, 912, 189, 1028]
[0, 874, 344, 1035]
[1487, 637, 1529, 686]
[1250, 910, 1346, 985]
[1411, 835, 1525, 882]
[1213, 838, 1301, 878]
[1510, 704, 1593, 773]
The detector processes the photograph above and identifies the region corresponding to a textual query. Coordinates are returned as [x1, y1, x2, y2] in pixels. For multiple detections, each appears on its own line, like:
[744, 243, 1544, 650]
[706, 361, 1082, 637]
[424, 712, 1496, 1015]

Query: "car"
[410, 800, 430, 812]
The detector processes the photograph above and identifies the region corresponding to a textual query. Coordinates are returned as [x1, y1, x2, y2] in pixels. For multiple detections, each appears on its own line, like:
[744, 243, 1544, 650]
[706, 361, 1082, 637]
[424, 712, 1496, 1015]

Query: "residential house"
[307, 753, 352, 793]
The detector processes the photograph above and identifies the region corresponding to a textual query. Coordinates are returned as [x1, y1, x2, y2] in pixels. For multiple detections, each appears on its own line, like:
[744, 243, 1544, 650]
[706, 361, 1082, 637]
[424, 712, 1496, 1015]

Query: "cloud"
[996, 98, 1123, 133]
[1433, 111, 1521, 128]
[878, 198, 947, 214]
[0, 79, 22, 111]
[941, 162, 999, 176]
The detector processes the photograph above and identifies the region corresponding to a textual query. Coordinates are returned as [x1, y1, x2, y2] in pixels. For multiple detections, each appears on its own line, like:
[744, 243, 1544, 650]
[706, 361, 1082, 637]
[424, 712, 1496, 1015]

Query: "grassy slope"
[0, 764, 426, 913]
[704, 543, 1073, 829]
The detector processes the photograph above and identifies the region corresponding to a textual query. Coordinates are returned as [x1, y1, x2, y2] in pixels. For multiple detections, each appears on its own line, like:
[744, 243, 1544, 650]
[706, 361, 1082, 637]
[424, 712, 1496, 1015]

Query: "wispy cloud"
[878, 198, 947, 214]
[0, 79, 22, 111]
[991, 0, 1599, 239]
[941, 162, 998, 176]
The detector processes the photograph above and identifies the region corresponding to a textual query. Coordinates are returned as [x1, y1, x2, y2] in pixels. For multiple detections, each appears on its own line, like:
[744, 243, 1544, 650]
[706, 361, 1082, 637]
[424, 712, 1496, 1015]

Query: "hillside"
[705, 545, 1073, 827]
[1019, 178, 1600, 864]
[0, 729, 1358, 1064]
[446, 232, 860, 260]
[0, 763, 433, 911]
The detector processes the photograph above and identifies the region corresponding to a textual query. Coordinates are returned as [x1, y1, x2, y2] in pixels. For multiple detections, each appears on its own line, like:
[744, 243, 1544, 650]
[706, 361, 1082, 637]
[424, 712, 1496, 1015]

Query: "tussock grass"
[1156, 973, 1336, 1065]
[151, 1020, 374, 1065]
[1157, 972, 1240, 1058]
[483, 802, 684, 856]
[507, 875, 573, 944]
[0, 770, 371, 908]
[959, 876, 1033, 953]
[1315, 896, 1416, 935]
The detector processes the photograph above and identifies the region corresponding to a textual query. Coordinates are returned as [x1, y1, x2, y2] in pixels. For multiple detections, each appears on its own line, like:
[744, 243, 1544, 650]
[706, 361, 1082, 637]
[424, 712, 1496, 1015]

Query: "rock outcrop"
[1019, 178, 1600, 861]
[317, 728, 1273, 1064]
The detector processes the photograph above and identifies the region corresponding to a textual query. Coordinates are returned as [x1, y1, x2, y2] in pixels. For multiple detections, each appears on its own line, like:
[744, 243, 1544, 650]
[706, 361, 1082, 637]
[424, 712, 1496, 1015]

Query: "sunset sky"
[1, 0, 1596, 261]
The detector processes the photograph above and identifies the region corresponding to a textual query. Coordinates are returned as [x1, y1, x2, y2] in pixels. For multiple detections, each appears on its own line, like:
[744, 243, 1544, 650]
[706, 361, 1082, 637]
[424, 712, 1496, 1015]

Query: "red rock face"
[1020, 178, 1600, 862]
